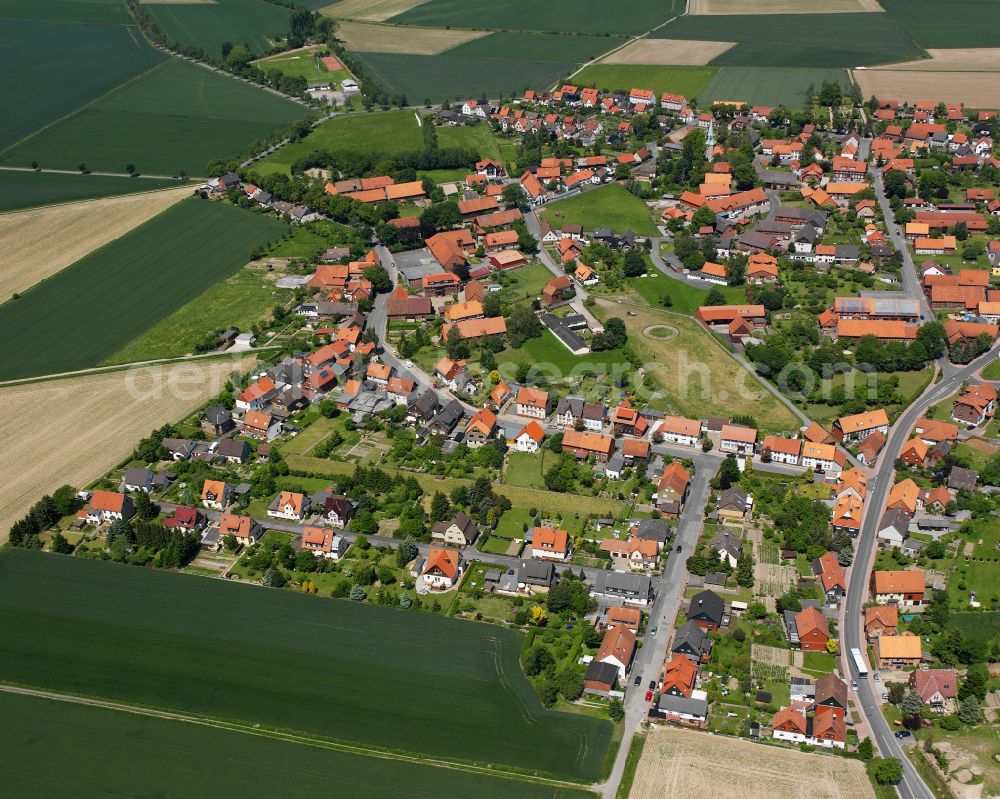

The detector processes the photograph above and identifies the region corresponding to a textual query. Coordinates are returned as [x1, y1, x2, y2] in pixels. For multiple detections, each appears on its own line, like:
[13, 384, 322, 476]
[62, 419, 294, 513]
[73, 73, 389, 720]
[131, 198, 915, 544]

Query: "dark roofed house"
[687, 589, 725, 631]
[201, 405, 234, 436]
[214, 439, 250, 464]
[632, 518, 671, 550]
[671, 619, 710, 663]
[583, 660, 620, 696]
[590, 571, 653, 606]
[122, 467, 155, 493]
[427, 399, 465, 436]
[948, 466, 979, 492]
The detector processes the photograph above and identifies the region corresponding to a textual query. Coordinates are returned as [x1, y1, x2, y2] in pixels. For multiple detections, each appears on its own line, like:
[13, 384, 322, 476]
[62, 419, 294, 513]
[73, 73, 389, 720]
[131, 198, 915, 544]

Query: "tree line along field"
[656, 13, 924, 67]
[387, 0, 684, 35]
[0, 18, 165, 151]
[0, 171, 186, 214]
[146, 0, 294, 58]
[0, 199, 287, 380]
[0, 58, 309, 177]
[0, 693, 596, 799]
[0, 549, 612, 783]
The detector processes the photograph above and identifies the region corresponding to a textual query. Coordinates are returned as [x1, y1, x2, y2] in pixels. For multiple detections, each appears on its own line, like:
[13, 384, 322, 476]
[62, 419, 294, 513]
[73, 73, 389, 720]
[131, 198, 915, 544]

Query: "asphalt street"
[842, 342, 1000, 799]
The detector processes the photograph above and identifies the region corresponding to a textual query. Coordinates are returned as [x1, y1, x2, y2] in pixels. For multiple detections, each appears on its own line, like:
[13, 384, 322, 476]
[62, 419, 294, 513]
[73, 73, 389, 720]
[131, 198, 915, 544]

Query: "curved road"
[842, 341, 1000, 799]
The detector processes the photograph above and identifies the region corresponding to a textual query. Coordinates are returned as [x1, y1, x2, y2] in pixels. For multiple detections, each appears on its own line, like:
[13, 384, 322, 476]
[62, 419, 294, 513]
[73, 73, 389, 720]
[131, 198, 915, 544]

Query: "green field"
[538, 184, 658, 236]
[0, 19, 165, 151]
[701, 67, 851, 108]
[1, 58, 308, 176]
[571, 65, 717, 99]
[0, 199, 287, 379]
[879, 0, 1000, 48]
[438, 122, 503, 162]
[0, 692, 594, 799]
[656, 13, 923, 67]
[445, 32, 628, 63]
[0, 0, 133, 25]
[258, 109, 424, 174]
[497, 329, 630, 375]
[390, 0, 684, 35]
[148, 0, 292, 58]
[102, 267, 279, 364]
[354, 51, 576, 105]
[981, 358, 1000, 380]
[629, 272, 747, 316]
[505, 450, 551, 490]
[0, 549, 612, 782]
[0, 171, 186, 213]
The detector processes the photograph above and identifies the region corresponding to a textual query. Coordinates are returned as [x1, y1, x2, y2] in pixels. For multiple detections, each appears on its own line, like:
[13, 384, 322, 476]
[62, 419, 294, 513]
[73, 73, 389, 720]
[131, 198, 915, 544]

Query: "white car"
[405, 360, 414, 369]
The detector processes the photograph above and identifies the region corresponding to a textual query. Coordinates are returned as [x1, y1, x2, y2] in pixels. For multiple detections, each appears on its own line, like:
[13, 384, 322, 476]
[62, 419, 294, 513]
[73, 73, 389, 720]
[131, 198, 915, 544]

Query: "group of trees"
[8, 485, 78, 549]
[591, 317, 627, 352]
[104, 518, 200, 569]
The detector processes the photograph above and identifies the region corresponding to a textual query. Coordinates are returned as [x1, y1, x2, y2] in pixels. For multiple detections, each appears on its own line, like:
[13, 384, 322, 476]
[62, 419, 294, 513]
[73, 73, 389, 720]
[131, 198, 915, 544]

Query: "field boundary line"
[0, 58, 172, 163]
[0, 180, 197, 216]
[0, 349, 270, 389]
[559, 5, 689, 87]
[0, 683, 598, 792]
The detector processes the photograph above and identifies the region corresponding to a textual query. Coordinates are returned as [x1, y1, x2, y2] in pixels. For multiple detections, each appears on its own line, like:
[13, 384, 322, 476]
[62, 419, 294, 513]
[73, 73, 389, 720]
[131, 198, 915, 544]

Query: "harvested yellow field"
[321, 0, 428, 22]
[0, 357, 251, 542]
[0, 186, 191, 302]
[600, 38, 735, 66]
[688, 0, 881, 12]
[631, 728, 875, 799]
[853, 69, 1000, 108]
[335, 20, 488, 55]
[878, 48, 1000, 71]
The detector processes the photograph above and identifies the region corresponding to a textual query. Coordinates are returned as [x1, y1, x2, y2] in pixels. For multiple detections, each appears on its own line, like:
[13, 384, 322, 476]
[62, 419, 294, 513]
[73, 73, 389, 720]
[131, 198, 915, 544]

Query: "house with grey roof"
[590, 571, 653, 606]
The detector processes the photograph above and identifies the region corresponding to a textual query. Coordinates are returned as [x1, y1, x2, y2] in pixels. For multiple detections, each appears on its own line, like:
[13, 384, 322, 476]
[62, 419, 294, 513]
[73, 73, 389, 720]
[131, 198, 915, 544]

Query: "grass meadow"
[628, 272, 747, 316]
[572, 65, 717, 99]
[538, 184, 658, 236]
[497, 329, 631, 374]
[390, 0, 683, 35]
[0, 19, 164, 151]
[0, 171, 185, 213]
[596, 298, 800, 432]
[147, 0, 293, 57]
[657, 13, 923, 67]
[1, 58, 308, 176]
[0, 692, 595, 799]
[0, 199, 287, 379]
[257, 109, 424, 174]
[0, 549, 612, 782]
[102, 268, 280, 364]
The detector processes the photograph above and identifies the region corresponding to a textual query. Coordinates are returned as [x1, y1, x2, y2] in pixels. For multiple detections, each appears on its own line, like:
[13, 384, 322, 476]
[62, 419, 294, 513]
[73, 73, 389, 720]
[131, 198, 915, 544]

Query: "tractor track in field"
[0, 683, 598, 794]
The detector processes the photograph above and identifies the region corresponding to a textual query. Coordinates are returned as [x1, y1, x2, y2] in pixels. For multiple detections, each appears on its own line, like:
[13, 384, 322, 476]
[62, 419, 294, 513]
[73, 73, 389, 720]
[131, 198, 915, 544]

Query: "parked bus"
[850, 647, 869, 679]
